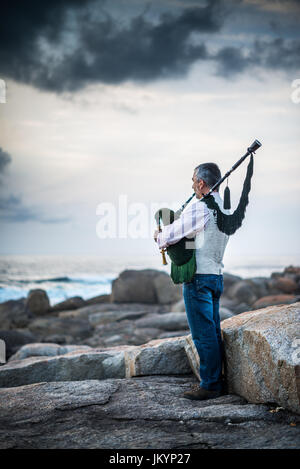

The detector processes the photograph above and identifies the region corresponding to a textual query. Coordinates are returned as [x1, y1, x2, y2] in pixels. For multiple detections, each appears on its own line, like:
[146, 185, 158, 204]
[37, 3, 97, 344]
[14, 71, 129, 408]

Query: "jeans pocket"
[195, 277, 208, 294]
[216, 277, 224, 297]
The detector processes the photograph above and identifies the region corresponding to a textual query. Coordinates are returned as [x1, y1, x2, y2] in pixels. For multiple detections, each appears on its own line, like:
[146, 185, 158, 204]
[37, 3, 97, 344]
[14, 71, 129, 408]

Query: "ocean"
[0, 254, 299, 307]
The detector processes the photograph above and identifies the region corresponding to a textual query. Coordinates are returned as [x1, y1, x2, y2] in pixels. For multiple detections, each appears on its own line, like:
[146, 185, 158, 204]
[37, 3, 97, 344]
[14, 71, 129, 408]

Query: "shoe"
[182, 386, 222, 401]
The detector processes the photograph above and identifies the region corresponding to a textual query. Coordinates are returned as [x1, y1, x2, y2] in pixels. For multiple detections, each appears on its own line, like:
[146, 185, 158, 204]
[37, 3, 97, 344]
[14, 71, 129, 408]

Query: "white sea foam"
[0, 254, 299, 305]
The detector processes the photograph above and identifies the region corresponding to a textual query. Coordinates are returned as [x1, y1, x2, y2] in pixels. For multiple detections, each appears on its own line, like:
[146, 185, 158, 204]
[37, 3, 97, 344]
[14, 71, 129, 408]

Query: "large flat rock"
[1, 302, 299, 417]
[0, 350, 126, 387]
[222, 302, 300, 414]
[135, 312, 188, 331]
[111, 269, 181, 304]
[0, 376, 299, 449]
[0, 337, 194, 388]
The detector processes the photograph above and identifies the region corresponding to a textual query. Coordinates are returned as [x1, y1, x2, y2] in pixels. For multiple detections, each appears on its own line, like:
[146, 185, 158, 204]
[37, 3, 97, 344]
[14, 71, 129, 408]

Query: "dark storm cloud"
[0, 0, 224, 91]
[214, 37, 300, 76]
[0, 194, 43, 222]
[0, 147, 70, 223]
[0, 0, 90, 86]
[0, 0, 300, 92]
[42, 2, 222, 91]
[215, 47, 250, 76]
[0, 193, 72, 223]
[0, 148, 12, 174]
[254, 37, 300, 70]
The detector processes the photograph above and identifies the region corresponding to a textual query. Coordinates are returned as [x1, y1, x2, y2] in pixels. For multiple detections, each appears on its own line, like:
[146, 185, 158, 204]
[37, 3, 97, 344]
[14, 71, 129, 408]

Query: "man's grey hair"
[194, 163, 221, 191]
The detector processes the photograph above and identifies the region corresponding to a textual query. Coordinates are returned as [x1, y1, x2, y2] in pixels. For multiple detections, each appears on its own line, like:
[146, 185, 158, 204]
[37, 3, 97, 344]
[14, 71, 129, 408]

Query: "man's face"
[192, 171, 205, 199]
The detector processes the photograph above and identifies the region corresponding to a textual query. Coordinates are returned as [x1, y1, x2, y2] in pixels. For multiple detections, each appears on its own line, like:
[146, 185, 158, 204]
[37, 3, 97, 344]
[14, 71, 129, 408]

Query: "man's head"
[192, 162, 221, 199]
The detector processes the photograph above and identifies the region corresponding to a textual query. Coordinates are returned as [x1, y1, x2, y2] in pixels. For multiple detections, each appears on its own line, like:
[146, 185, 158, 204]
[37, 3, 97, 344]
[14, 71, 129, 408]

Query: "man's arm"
[155, 201, 209, 249]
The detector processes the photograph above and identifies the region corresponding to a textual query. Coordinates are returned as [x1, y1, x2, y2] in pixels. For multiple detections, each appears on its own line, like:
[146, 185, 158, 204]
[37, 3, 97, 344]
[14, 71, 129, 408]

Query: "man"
[154, 162, 231, 401]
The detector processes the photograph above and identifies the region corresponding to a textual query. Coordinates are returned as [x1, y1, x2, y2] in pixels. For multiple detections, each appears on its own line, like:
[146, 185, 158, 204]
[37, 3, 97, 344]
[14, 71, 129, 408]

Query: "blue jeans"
[183, 274, 224, 391]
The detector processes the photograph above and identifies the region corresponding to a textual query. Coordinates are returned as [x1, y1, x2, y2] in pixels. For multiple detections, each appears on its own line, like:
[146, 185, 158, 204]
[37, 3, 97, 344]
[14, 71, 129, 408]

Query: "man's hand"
[153, 229, 159, 243]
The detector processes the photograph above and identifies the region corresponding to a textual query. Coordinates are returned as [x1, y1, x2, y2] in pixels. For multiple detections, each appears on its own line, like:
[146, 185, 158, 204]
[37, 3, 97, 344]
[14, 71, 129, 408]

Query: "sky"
[0, 0, 299, 264]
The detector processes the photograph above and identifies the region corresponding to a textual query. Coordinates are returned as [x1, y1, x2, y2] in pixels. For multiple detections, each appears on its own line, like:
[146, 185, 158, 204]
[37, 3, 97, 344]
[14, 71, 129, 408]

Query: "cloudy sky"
[0, 0, 299, 264]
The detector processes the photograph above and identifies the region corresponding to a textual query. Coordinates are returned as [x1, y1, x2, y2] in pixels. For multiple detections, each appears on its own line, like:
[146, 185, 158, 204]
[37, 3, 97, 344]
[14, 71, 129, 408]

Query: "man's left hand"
[153, 230, 159, 242]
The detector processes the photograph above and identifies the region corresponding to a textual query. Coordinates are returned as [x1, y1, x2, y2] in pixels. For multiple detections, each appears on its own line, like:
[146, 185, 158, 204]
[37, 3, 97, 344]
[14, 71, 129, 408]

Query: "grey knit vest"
[195, 192, 231, 275]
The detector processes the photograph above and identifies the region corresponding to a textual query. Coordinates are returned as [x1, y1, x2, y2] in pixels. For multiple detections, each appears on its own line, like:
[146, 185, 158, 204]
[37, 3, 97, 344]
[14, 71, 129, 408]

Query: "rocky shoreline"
[1, 265, 299, 356]
[1, 375, 299, 449]
[0, 265, 299, 448]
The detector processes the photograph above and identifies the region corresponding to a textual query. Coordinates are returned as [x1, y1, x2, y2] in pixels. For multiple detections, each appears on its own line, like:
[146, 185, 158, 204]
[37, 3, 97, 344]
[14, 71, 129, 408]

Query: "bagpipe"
[154, 139, 262, 284]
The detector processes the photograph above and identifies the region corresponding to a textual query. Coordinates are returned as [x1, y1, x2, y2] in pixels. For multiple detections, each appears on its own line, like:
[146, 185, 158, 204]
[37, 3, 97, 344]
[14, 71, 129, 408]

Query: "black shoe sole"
[182, 391, 222, 401]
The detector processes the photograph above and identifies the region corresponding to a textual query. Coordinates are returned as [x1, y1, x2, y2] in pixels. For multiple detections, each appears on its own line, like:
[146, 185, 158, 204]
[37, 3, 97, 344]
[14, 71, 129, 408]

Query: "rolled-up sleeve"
[157, 201, 209, 249]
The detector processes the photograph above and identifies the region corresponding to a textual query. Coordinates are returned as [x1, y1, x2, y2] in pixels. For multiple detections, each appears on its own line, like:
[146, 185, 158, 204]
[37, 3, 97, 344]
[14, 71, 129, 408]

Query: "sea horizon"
[1, 253, 300, 306]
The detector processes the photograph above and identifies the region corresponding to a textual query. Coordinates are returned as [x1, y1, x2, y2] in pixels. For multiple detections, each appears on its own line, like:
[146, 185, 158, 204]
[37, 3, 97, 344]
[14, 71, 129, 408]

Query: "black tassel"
[224, 185, 231, 209]
[201, 154, 254, 236]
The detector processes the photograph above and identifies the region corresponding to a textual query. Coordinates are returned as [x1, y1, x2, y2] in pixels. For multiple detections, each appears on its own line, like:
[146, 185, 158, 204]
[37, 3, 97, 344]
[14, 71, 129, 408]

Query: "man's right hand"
[153, 230, 159, 243]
